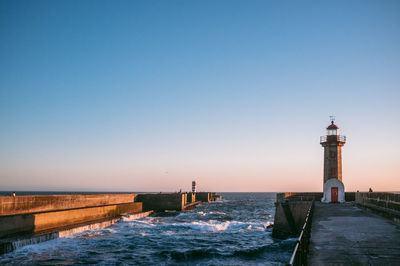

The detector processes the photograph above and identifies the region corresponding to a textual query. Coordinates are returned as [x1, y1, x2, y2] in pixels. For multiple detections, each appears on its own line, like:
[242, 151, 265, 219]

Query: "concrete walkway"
[308, 203, 400, 265]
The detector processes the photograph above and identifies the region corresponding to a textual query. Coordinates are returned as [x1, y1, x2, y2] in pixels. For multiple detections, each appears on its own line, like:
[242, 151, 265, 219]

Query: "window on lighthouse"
[327, 129, 337, 135]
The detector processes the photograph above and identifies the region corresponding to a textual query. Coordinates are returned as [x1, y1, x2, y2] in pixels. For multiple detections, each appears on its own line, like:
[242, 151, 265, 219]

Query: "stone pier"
[276, 192, 400, 265]
[308, 202, 400, 264]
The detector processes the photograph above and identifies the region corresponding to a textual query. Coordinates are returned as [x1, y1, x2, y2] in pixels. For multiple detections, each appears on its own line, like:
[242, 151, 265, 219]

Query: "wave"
[159, 248, 218, 260]
[265, 221, 274, 228]
[208, 211, 227, 215]
[175, 211, 205, 219]
[125, 217, 158, 228]
[170, 220, 266, 232]
[126, 217, 268, 233]
[158, 240, 296, 261]
[210, 199, 229, 203]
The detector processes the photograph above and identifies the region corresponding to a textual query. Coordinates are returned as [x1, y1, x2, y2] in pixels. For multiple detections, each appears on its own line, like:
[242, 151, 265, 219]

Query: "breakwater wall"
[0, 211, 153, 255]
[276, 192, 355, 203]
[137, 193, 186, 211]
[355, 192, 400, 222]
[196, 192, 210, 202]
[136, 192, 218, 211]
[0, 192, 220, 254]
[187, 192, 196, 203]
[0, 194, 142, 238]
[273, 200, 312, 238]
[0, 194, 137, 216]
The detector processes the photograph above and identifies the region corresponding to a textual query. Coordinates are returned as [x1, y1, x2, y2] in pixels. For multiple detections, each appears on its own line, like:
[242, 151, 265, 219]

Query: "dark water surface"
[0, 193, 295, 265]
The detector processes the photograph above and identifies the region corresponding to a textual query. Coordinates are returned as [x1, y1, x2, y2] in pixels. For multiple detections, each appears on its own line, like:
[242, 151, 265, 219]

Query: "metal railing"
[287, 200, 315, 266]
[320, 135, 346, 143]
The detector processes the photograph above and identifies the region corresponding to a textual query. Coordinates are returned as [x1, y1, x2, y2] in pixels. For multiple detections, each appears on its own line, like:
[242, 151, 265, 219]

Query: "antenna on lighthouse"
[329, 115, 336, 123]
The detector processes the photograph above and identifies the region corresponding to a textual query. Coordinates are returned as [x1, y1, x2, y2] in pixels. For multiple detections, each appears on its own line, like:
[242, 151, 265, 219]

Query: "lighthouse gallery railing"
[320, 135, 346, 143]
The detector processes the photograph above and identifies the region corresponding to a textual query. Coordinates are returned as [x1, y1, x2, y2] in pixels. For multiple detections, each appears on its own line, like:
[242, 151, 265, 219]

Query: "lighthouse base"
[321, 178, 345, 203]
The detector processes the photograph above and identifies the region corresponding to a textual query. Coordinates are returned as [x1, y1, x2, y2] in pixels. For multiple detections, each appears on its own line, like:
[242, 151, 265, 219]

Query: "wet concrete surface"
[308, 202, 400, 265]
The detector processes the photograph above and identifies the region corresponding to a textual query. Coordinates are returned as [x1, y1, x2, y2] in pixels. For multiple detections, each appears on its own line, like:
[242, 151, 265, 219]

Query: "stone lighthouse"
[320, 118, 346, 203]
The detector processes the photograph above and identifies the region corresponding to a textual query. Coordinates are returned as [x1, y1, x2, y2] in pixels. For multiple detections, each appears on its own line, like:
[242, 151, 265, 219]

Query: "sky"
[0, 0, 399, 192]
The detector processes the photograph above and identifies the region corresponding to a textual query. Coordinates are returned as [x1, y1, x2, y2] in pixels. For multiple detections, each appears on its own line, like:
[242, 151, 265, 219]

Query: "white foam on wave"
[163, 230, 176, 236]
[169, 220, 266, 232]
[139, 231, 148, 236]
[265, 221, 274, 228]
[123, 213, 269, 233]
[208, 211, 226, 215]
[127, 217, 157, 228]
[211, 199, 229, 203]
[125, 215, 270, 233]
[12, 237, 65, 254]
[176, 212, 199, 218]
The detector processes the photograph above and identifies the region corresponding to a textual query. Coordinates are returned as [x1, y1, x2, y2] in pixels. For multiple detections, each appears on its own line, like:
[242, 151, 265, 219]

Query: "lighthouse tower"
[192, 181, 197, 193]
[320, 118, 346, 203]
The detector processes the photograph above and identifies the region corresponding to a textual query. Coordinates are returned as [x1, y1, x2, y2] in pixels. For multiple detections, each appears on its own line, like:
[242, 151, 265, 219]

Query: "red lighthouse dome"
[327, 121, 339, 130]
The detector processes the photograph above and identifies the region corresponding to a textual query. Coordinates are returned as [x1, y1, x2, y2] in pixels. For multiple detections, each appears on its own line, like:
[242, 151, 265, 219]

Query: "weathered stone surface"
[136, 193, 185, 211]
[276, 193, 323, 203]
[322, 145, 344, 183]
[187, 192, 196, 203]
[272, 201, 312, 238]
[276, 192, 355, 203]
[0, 202, 142, 238]
[0, 194, 137, 216]
[308, 203, 400, 265]
[355, 192, 400, 223]
[196, 192, 210, 202]
[356, 192, 400, 213]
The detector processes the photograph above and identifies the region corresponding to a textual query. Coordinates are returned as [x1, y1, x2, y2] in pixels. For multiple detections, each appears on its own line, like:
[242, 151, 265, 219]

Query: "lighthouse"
[320, 118, 346, 203]
[192, 181, 197, 193]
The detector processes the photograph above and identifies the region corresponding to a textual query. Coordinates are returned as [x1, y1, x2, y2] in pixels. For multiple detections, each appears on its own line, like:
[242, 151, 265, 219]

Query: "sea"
[0, 192, 295, 265]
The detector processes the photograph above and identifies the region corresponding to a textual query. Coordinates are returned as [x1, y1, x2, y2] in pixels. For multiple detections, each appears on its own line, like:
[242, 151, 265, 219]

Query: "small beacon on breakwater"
[320, 117, 346, 203]
[192, 181, 197, 193]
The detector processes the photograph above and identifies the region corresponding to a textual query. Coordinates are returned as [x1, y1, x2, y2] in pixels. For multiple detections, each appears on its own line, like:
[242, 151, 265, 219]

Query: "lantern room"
[327, 121, 338, 136]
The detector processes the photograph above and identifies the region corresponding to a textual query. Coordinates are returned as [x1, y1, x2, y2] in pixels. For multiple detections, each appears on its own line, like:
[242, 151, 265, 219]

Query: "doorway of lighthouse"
[331, 187, 338, 202]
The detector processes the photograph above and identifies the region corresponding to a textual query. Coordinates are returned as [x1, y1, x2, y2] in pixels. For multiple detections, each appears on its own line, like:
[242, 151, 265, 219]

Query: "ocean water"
[0, 193, 295, 265]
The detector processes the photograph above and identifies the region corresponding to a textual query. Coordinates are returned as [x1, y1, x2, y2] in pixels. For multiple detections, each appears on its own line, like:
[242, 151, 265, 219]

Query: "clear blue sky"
[1, 0, 399, 192]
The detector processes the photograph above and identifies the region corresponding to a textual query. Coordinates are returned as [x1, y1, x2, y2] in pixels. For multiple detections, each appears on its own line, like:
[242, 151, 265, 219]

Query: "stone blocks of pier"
[355, 192, 400, 222]
[187, 192, 196, 203]
[196, 192, 210, 202]
[136, 193, 186, 211]
[0, 202, 142, 238]
[276, 192, 323, 203]
[272, 201, 312, 238]
[0, 194, 137, 216]
[0, 194, 142, 238]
